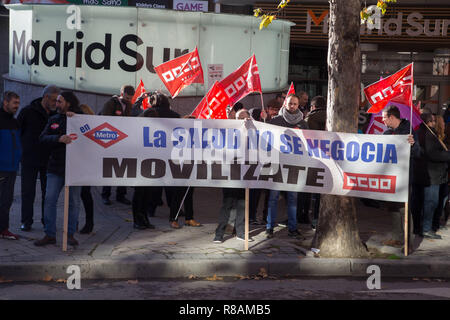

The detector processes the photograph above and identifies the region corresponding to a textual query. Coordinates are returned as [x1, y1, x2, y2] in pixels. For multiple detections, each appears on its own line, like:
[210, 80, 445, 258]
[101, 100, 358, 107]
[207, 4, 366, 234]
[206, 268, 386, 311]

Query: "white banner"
[66, 115, 411, 202]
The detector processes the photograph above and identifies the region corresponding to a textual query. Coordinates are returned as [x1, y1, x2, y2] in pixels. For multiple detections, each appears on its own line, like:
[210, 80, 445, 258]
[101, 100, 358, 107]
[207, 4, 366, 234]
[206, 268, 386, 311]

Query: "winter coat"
[101, 96, 132, 117]
[0, 108, 21, 172]
[17, 98, 54, 167]
[269, 114, 308, 129]
[305, 108, 326, 131]
[413, 123, 450, 186]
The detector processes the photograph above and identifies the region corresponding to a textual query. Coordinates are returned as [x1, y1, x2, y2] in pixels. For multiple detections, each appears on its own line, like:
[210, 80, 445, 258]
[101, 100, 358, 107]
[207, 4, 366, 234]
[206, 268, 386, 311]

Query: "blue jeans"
[423, 184, 440, 233]
[43, 173, 81, 238]
[267, 190, 297, 231]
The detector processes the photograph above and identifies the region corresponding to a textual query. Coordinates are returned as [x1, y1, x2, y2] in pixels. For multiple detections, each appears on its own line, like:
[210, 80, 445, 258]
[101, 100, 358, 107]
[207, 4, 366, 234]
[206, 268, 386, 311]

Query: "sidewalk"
[1, 177, 449, 282]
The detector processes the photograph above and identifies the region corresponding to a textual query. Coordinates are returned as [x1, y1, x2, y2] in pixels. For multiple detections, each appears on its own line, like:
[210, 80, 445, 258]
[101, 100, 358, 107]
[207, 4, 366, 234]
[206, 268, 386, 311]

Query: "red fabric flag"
[220, 55, 262, 106]
[287, 82, 295, 96]
[131, 79, 150, 110]
[191, 81, 229, 119]
[364, 63, 413, 114]
[154, 47, 204, 98]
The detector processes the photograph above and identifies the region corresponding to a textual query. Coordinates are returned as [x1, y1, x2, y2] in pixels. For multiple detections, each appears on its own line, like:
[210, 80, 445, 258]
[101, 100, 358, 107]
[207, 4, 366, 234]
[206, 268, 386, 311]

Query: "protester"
[304, 95, 327, 229]
[432, 114, 449, 232]
[381, 105, 419, 246]
[77, 104, 96, 234]
[100, 84, 135, 206]
[297, 91, 309, 115]
[214, 109, 253, 243]
[266, 94, 307, 239]
[34, 91, 83, 247]
[413, 112, 450, 240]
[0, 91, 21, 240]
[132, 107, 159, 230]
[17, 85, 59, 231]
[226, 102, 244, 120]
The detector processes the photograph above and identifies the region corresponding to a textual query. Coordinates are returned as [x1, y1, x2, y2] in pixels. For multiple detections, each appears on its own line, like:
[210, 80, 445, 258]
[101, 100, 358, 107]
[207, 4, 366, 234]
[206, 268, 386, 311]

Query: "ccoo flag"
[191, 81, 230, 119]
[154, 47, 204, 98]
[364, 63, 413, 114]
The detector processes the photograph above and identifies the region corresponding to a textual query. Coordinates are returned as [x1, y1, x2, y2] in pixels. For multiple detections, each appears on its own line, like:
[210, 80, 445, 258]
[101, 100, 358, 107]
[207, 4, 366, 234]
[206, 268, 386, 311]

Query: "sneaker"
[213, 235, 223, 243]
[0, 229, 19, 240]
[236, 236, 254, 242]
[278, 220, 288, 227]
[67, 235, 79, 246]
[266, 228, 274, 239]
[288, 229, 301, 238]
[34, 235, 56, 246]
[423, 231, 442, 240]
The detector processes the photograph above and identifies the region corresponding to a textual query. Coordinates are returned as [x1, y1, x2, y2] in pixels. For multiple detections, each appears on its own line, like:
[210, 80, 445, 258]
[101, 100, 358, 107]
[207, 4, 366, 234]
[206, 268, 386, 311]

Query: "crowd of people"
[0, 84, 448, 248]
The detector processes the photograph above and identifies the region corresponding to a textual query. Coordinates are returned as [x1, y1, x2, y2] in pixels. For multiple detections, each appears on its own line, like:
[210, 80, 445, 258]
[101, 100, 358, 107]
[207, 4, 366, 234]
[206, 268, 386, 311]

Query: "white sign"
[7, 4, 293, 95]
[66, 115, 410, 202]
[207, 64, 223, 89]
[173, 0, 208, 12]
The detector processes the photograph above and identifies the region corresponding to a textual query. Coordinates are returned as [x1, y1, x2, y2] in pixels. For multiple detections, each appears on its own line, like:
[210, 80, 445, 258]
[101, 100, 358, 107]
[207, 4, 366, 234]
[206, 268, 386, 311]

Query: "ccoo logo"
[83, 122, 128, 148]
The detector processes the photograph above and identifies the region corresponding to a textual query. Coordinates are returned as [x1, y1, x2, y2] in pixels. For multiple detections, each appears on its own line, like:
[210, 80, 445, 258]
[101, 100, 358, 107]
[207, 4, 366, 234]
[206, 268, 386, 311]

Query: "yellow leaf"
[56, 279, 67, 283]
[167, 242, 177, 245]
[253, 8, 262, 17]
[206, 274, 223, 281]
[277, 0, 290, 9]
[258, 268, 268, 278]
[259, 15, 275, 30]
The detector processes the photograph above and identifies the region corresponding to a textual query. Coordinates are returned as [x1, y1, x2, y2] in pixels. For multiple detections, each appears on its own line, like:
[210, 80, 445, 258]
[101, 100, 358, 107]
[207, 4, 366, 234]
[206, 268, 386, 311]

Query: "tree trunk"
[312, 0, 368, 258]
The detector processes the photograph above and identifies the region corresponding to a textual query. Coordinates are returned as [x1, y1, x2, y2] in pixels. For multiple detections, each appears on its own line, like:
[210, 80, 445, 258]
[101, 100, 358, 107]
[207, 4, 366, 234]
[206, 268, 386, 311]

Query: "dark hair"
[140, 108, 159, 118]
[420, 112, 433, 124]
[60, 91, 80, 112]
[383, 105, 401, 120]
[249, 107, 261, 121]
[149, 92, 170, 109]
[2, 91, 19, 103]
[310, 96, 326, 109]
[232, 102, 244, 113]
[298, 91, 308, 98]
[121, 85, 135, 96]
[267, 99, 282, 109]
[287, 93, 300, 101]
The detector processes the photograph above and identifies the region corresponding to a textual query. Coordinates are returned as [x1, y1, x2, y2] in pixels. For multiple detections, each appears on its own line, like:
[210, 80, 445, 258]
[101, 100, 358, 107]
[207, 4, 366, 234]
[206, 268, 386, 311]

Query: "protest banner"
[66, 115, 411, 203]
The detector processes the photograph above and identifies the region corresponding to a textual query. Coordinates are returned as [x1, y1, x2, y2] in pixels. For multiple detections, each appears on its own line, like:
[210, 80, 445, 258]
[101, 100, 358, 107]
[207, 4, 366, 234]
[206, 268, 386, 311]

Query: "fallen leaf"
[258, 268, 268, 278]
[43, 275, 52, 282]
[167, 242, 177, 245]
[206, 274, 223, 281]
[55, 279, 67, 283]
[127, 279, 139, 284]
[266, 254, 273, 257]
[412, 278, 420, 281]
[124, 218, 133, 222]
[188, 274, 197, 280]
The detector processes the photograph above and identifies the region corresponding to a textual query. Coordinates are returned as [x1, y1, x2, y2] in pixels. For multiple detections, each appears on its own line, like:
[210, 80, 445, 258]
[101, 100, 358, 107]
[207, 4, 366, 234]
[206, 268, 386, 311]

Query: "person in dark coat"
[0, 91, 21, 240]
[382, 105, 420, 246]
[266, 94, 308, 239]
[17, 85, 59, 231]
[34, 91, 83, 247]
[412, 112, 450, 239]
[100, 84, 135, 206]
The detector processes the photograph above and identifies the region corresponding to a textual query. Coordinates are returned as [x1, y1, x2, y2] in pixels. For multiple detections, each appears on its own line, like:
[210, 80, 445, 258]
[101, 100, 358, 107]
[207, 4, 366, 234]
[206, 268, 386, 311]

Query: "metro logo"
[343, 172, 396, 194]
[84, 122, 128, 148]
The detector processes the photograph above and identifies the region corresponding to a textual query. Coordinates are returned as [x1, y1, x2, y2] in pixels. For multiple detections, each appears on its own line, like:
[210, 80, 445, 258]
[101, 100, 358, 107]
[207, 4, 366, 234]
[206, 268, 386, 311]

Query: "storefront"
[254, 1, 450, 114]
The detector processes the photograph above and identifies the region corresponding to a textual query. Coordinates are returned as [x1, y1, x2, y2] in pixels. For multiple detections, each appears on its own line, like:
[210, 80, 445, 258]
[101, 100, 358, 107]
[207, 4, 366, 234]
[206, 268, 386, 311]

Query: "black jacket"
[17, 98, 54, 167]
[413, 123, 450, 186]
[39, 108, 82, 176]
[269, 114, 308, 129]
[0, 108, 21, 172]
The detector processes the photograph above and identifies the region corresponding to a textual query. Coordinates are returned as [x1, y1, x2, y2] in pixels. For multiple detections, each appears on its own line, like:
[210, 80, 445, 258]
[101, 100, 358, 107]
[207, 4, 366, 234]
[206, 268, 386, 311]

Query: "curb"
[1, 258, 450, 282]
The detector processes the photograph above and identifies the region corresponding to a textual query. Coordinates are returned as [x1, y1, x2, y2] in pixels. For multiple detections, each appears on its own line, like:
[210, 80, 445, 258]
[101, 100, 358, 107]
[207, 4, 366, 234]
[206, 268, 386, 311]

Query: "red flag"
[131, 79, 150, 110]
[287, 82, 295, 96]
[191, 81, 229, 119]
[364, 63, 413, 114]
[220, 55, 262, 106]
[154, 47, 204, 98]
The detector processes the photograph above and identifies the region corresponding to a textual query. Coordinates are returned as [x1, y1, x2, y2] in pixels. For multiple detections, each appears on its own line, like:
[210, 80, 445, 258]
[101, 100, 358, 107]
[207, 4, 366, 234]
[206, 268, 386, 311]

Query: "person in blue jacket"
[0, 91, 21, 240]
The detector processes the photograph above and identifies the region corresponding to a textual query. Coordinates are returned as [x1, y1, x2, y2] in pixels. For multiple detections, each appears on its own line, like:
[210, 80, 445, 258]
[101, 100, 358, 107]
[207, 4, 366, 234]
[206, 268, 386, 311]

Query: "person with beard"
[17, 85, 59, 231]
[34, 91, 83, 247]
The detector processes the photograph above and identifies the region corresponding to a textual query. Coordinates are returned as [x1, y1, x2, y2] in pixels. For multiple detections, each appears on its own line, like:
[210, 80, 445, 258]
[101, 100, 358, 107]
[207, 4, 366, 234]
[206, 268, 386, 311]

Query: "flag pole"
[259, 92, 266, 123]
[63, 186, 69, 252]
[405, 62, 414, 257]
[245, 188, 249, 251]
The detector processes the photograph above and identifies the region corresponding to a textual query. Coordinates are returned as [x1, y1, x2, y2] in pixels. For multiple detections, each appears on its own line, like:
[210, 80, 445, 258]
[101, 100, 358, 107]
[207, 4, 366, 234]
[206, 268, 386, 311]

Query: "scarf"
[279, 106, 304, 125]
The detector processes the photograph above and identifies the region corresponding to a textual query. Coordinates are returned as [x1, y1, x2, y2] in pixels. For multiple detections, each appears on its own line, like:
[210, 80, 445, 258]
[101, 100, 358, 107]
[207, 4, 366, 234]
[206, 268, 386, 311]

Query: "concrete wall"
[4, 75, 278, 116]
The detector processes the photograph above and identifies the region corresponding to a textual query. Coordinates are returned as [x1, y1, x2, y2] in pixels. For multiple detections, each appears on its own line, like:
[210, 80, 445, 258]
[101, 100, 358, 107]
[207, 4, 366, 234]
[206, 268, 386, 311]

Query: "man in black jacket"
[0, 91, 21, 240]
[17, 85, 59, 231]
[382, 105, 419, 246]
